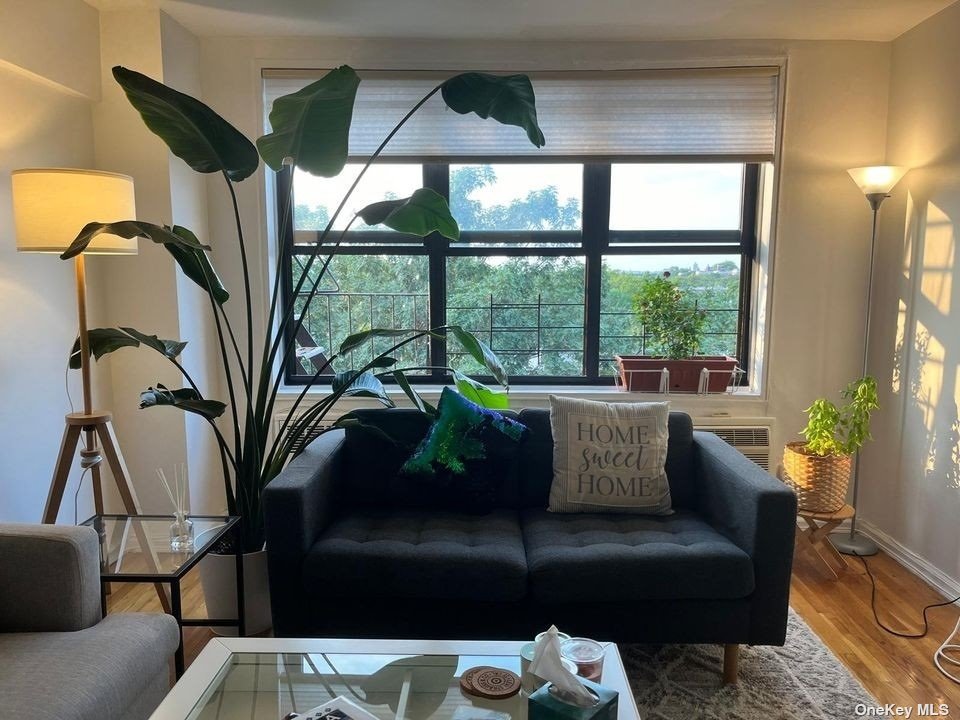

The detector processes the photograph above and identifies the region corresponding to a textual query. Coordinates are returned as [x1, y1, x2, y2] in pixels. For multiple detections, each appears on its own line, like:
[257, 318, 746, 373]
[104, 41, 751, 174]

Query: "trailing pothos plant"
[800, 376, 880, 456]
[65, 65, 546, 552]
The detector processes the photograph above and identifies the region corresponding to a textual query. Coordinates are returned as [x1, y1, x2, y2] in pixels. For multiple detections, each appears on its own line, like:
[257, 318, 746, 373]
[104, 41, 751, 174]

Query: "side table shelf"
[82, 514, 246, 677]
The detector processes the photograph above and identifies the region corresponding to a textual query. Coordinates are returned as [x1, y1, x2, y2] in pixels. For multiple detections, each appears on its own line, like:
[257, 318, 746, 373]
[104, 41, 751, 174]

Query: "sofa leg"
[722, 644, 739, 685]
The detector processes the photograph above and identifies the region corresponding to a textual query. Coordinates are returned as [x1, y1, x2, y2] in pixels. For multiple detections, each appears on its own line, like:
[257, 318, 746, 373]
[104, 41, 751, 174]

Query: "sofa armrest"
[0, 524, 102, 632]
[692, 431, 797, 644]
[262, 428, 346, 635]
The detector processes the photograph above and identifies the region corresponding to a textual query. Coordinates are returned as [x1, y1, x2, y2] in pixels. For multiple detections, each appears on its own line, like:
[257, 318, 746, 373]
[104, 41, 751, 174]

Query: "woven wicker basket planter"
[781, 441, 853, 513]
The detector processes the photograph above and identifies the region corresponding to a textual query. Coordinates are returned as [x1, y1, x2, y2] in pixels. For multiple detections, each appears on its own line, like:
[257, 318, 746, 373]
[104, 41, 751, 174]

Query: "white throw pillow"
[547, 395, 672, 514]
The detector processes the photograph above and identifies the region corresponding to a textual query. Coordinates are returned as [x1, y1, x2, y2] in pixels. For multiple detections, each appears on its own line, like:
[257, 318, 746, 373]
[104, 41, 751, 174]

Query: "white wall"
[197, 36, 891, 465]
[93, 8, 224, 516]
[860, 1, 960, 585]
[0, 0, 116, 523]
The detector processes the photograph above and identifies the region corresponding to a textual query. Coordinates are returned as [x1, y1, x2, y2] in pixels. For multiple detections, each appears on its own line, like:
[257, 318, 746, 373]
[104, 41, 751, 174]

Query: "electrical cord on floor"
[854, 552, 960, 684]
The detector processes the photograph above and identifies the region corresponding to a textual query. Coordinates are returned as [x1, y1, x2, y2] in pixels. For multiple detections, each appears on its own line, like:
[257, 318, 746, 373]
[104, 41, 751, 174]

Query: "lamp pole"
[830, 192, 885, 557]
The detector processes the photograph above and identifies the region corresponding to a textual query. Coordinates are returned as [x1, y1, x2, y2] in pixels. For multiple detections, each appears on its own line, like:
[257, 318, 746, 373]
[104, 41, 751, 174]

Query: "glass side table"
[81, 513, 245, 677]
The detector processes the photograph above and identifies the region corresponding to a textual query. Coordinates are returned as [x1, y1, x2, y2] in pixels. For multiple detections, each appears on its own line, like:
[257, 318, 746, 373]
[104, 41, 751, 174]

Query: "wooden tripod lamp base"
[43, 410, 142, 523]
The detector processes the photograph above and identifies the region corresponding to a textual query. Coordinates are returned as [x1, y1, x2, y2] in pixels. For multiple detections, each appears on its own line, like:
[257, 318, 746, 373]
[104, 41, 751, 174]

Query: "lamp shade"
[11, 168, 137, 254]
[846, 166, 909, 196]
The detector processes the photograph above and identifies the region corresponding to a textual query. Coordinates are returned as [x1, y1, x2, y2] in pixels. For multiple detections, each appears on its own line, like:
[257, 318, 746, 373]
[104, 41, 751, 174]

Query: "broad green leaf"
[448, 325, 508, 387]
[333, 416, 402, 445]
[120, 327, 187, 360]
[357, 188, 460, 240]
[257, 66, 360, 176]
[69, 327, 186, 369]
[113, 66, 259, 182]
[453, 371, 510, 410]
[139, 384, 226, 420]
[369, 356, 398, 369]
[339, 328, 414, 356]
[332, 370, 395, 407]
[167, 226, 229, 305]
[61, 221, 208, 260]
[440, 73, 545, 148]
[392, 370, 436, 415]
[69, 328, 138, 369]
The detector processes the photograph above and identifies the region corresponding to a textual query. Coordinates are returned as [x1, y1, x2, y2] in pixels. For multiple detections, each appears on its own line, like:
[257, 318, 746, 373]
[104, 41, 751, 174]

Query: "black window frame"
[278, 160, 760, 386]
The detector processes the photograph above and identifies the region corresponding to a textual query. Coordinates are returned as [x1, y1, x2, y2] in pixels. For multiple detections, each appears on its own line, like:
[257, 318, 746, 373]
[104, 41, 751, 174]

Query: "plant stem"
[224, 172, 255, 392]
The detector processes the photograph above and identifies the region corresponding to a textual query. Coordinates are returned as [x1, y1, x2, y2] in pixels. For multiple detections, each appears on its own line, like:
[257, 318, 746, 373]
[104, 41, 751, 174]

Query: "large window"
[280, 161, 759, 384]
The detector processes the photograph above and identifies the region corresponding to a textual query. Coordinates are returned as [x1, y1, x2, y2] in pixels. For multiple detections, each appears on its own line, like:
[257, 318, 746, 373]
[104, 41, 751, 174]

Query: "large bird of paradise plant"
[64, 65, 545, 552]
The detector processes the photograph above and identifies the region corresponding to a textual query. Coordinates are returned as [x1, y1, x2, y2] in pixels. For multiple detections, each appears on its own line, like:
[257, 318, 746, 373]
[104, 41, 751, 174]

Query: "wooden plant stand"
[795, 504, 855, 578]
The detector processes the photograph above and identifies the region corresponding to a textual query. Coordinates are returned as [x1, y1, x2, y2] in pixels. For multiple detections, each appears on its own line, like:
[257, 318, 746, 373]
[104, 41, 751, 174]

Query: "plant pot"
[781, 441, 853, 513]
[614, 355, 739, 393]
[199, 549, 272, 636]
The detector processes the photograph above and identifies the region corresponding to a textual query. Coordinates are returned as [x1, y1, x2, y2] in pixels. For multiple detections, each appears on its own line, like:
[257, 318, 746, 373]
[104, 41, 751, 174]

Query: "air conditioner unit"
[694, 423, 773, 471]
[272, 412, 331, 458]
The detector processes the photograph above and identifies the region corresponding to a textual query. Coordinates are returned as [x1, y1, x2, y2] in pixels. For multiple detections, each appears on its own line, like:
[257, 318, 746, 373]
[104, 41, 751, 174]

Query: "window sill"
[275, 384, 765, 419]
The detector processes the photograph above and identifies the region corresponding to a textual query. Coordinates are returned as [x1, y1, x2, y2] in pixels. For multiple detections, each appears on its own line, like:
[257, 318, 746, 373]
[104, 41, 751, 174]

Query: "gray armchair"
[0, 523, 179, 720]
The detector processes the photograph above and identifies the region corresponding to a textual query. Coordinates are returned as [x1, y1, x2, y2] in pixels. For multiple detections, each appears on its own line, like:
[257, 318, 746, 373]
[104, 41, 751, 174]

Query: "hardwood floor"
[791, 543, 960, 709]
[107, 544, 960, 708]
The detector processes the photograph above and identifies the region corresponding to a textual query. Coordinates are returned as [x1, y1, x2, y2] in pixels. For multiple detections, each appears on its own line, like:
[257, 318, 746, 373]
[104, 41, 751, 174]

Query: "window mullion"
[582, 164, 611, 381]
[424, 163, 449, 376]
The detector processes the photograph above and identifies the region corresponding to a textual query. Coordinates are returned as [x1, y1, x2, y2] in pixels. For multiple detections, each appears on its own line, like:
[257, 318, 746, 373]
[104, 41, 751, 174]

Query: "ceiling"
[89, 0, 955, 42]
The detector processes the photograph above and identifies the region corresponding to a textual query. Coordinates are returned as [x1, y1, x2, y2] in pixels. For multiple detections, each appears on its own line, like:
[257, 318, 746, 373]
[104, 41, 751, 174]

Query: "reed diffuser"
[157, 464, 194, 551]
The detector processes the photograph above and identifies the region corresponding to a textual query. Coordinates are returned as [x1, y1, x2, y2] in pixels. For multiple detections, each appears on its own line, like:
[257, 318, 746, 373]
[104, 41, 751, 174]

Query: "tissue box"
[527, 677, 618, 720]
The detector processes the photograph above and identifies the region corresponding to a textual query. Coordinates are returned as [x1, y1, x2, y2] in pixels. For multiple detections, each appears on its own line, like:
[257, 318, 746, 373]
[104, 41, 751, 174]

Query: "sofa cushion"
[518, 409, 697, 509]
[401, 387, 529, 513]
[521, 509, 754, 602]
[303, 508, 528, 602]
[0, 612, 178, 720]
[340, 408, 523, 509]
[547, 395, 672, 514]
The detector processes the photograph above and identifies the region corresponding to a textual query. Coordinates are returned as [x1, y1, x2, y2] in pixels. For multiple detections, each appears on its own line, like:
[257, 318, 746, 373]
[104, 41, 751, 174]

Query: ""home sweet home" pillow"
[547, 395, 672, 514]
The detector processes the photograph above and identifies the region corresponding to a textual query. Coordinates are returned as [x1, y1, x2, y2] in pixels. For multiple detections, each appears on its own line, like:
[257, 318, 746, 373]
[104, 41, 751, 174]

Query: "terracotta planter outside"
[781, 441, 852, 513]
[615, 355, 739, 393]
[199, 549, 272, 636]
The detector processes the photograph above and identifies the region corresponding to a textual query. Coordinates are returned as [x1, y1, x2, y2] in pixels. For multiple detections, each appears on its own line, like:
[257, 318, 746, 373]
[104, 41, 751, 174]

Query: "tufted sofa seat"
[521, 509, 755, 603]
[263, 408, 796, 651]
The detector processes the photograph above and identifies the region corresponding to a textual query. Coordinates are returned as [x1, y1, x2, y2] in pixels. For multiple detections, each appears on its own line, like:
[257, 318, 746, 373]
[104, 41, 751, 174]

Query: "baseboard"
[858, 519, 960, 601]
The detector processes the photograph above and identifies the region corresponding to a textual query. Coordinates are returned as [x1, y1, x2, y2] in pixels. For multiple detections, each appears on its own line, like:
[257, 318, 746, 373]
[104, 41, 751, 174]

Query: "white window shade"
[263, 67, 779, 162]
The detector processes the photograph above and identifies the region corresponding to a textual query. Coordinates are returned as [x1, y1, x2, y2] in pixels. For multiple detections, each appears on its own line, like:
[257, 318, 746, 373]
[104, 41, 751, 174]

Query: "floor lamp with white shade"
[830, 165, 909, 557]
[10, 168, 146, 524]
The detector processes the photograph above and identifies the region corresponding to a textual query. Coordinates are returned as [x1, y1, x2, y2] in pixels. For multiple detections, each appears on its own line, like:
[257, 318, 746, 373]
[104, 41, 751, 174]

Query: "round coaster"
[470, 667, 521, 699]
[459, 665, 496, 696]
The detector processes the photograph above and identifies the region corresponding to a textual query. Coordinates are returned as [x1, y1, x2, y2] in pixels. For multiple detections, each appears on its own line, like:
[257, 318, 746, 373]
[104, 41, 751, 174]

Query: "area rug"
[619, 609, 875, 719]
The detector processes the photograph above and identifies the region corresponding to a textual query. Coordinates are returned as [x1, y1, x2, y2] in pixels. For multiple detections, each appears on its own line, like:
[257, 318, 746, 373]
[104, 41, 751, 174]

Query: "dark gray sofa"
[263, 409, 796, 680]
[0, 523, 180, 720]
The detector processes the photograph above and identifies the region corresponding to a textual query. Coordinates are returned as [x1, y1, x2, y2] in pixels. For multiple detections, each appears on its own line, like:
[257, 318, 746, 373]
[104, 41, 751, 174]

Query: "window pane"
[446, 256, 585, 376]
[293, 164, 423, 233]
[290, 254, 430, 376]
[599, 254, 741, 375]
[609, 164, 743, 230]
[450, 164, 583, 233]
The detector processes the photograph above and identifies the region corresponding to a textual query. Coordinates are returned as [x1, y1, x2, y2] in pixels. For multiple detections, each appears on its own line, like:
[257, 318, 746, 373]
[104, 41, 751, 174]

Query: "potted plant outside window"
[615, 272, 739, 392]
[65, 65, 545, 633]
[781, 376, 879, 512]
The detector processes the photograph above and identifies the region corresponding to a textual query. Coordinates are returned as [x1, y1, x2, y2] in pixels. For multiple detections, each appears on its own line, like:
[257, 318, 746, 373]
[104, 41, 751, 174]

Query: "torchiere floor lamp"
[831, 165, 909, 557]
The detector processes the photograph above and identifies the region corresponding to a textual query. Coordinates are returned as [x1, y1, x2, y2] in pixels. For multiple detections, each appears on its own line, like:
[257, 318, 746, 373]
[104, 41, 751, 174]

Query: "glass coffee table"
[82, 513, 244, 677]
[150, 638, 640, 720]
